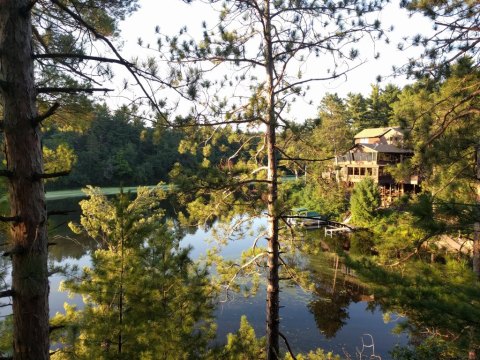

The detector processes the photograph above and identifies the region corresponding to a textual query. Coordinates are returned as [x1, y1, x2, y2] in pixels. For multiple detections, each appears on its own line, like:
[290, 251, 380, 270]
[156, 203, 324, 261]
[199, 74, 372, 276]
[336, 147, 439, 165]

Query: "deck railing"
[336, 153, 377, 163]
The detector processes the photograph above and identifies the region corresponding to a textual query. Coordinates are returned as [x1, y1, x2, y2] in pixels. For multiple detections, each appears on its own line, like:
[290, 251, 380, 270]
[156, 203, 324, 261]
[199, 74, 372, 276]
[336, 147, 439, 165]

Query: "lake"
[1, 193, 407, 358]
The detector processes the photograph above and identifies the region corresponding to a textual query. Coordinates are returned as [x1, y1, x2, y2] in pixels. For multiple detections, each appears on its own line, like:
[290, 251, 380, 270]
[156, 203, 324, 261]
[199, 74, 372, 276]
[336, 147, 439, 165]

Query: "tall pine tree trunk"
[266, 118, 280, 359]
[0, 1, 50, 359]
[264, 1, 280, 358]
[474, 222, 480, 278]
[474, 144, 480, 278]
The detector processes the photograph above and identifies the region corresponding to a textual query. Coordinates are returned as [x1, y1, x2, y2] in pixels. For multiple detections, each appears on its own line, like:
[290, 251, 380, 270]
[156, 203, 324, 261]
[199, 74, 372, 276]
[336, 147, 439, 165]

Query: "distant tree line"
[42, 83, 403, 192]
[43, 104, 251, 190]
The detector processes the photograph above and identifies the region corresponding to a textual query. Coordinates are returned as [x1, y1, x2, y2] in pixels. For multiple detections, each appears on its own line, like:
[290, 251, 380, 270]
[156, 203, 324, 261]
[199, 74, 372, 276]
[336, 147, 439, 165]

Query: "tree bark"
[474, 144, 480, 278]
[264, 1, 280, 358]
[0, 1, 50, 359]
[474, 222, 480, 278]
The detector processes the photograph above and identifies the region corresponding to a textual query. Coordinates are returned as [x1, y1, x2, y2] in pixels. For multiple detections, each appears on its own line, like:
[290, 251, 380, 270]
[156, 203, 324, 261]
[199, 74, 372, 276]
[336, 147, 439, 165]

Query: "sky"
[110, 0, 435, 122]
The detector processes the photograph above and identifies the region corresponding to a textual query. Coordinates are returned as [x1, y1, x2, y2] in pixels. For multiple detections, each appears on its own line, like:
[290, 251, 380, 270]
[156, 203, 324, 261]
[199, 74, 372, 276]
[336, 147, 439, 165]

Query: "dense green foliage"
[1, 0, 478, 357]
[288, 181, 349, 221]
[341, 66, 480, 355]
[31, 57, 480, 358]
[280, 55, 480, 358]
[42, 103, 261, 193]
[218, 316, 340, 359]
[390, 338, 463, 360]
[220, 315, 266, 360]
[49, 187, 216, 359]
[0, 315, 12, 357]
[349, 178, 381, 226]
[43, 105, 186, 189]
[351, 257, 480, 359]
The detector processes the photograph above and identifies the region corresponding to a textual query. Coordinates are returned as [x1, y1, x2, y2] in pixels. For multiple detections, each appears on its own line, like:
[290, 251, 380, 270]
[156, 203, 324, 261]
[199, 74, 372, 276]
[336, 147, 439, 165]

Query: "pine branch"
[279, 332, 297, 360]
[278, 155, 335, 162]
[48, 269, 63, 277]
[273, 64, 361, 95]
[0, 80, 9, 92]
[0, 289, 13, 298]
[0, 170, 13, 178]
[49, 325, 65, 333]
[33, 53, 131, 66]
[21, 0, 38, 16]
[50, 0, 166, 116]
[195, 179, 272, 192]
[221, 252, 267, 299]
[276, 147, 335, 163]
[3, 245, 26, 257]
[31, 170, 70, 180]
[0, 215, 21, 223]
[36, 87, 112, 94]
[177, 55, 265, 68]
[280, 215, 354, 230]
[32, 26, 49, 52]
[47, 210, 75, 217]
[32, 102, 60, 127]
[36, 57, 103, 86]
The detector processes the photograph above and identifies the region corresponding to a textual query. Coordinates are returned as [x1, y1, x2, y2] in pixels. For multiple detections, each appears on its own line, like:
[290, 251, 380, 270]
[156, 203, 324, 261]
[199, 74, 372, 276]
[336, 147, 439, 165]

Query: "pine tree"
[164, 1, 387, 356]
[392, 61, 480, 274]
[350, 178, 381, 226]
[1, 1, 406, 357]
[400, 0, 480, 283]
[0, 2, 166, 356]
[50, 187, 216, 359]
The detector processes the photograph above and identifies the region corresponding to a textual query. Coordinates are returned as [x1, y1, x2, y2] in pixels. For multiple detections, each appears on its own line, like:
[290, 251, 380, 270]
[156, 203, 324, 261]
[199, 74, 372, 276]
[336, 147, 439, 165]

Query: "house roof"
[359, 143, 413, 154]
[354, 126, 403, 139]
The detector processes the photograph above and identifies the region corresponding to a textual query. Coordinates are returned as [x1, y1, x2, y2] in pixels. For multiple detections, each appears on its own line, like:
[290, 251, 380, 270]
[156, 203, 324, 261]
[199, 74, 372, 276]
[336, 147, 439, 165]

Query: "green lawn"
[1, 184, 171, 202]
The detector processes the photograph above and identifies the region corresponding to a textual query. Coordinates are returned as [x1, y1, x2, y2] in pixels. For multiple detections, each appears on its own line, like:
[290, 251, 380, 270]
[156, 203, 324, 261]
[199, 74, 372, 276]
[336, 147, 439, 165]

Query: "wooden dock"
[325, 225, 352, 237]
[285, 209, 354, 235]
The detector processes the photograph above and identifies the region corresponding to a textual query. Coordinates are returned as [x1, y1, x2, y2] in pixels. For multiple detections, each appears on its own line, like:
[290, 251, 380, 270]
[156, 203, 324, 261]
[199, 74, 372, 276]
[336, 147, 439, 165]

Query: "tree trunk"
[265, 121, 280, 359]
[118, 218, 125, 357]
[0, 1, 50, 359]
[473, 144, 480, 278]
[474, 222, 480, 278]
[264, 1, 280, 358]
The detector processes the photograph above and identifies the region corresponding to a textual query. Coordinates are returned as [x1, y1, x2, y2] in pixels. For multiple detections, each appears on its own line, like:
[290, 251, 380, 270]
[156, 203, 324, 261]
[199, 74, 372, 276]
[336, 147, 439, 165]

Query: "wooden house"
[334, 127, 419, 203]
[354, 126, 404, 146]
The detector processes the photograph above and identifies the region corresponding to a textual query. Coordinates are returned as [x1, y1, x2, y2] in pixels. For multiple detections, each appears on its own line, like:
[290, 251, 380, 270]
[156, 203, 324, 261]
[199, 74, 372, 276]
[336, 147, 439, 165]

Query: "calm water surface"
[2, 196, 407, 357]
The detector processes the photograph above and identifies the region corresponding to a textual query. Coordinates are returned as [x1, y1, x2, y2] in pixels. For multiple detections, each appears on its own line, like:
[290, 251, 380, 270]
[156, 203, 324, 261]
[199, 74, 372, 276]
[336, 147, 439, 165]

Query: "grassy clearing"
[1, 184, 171, 202]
